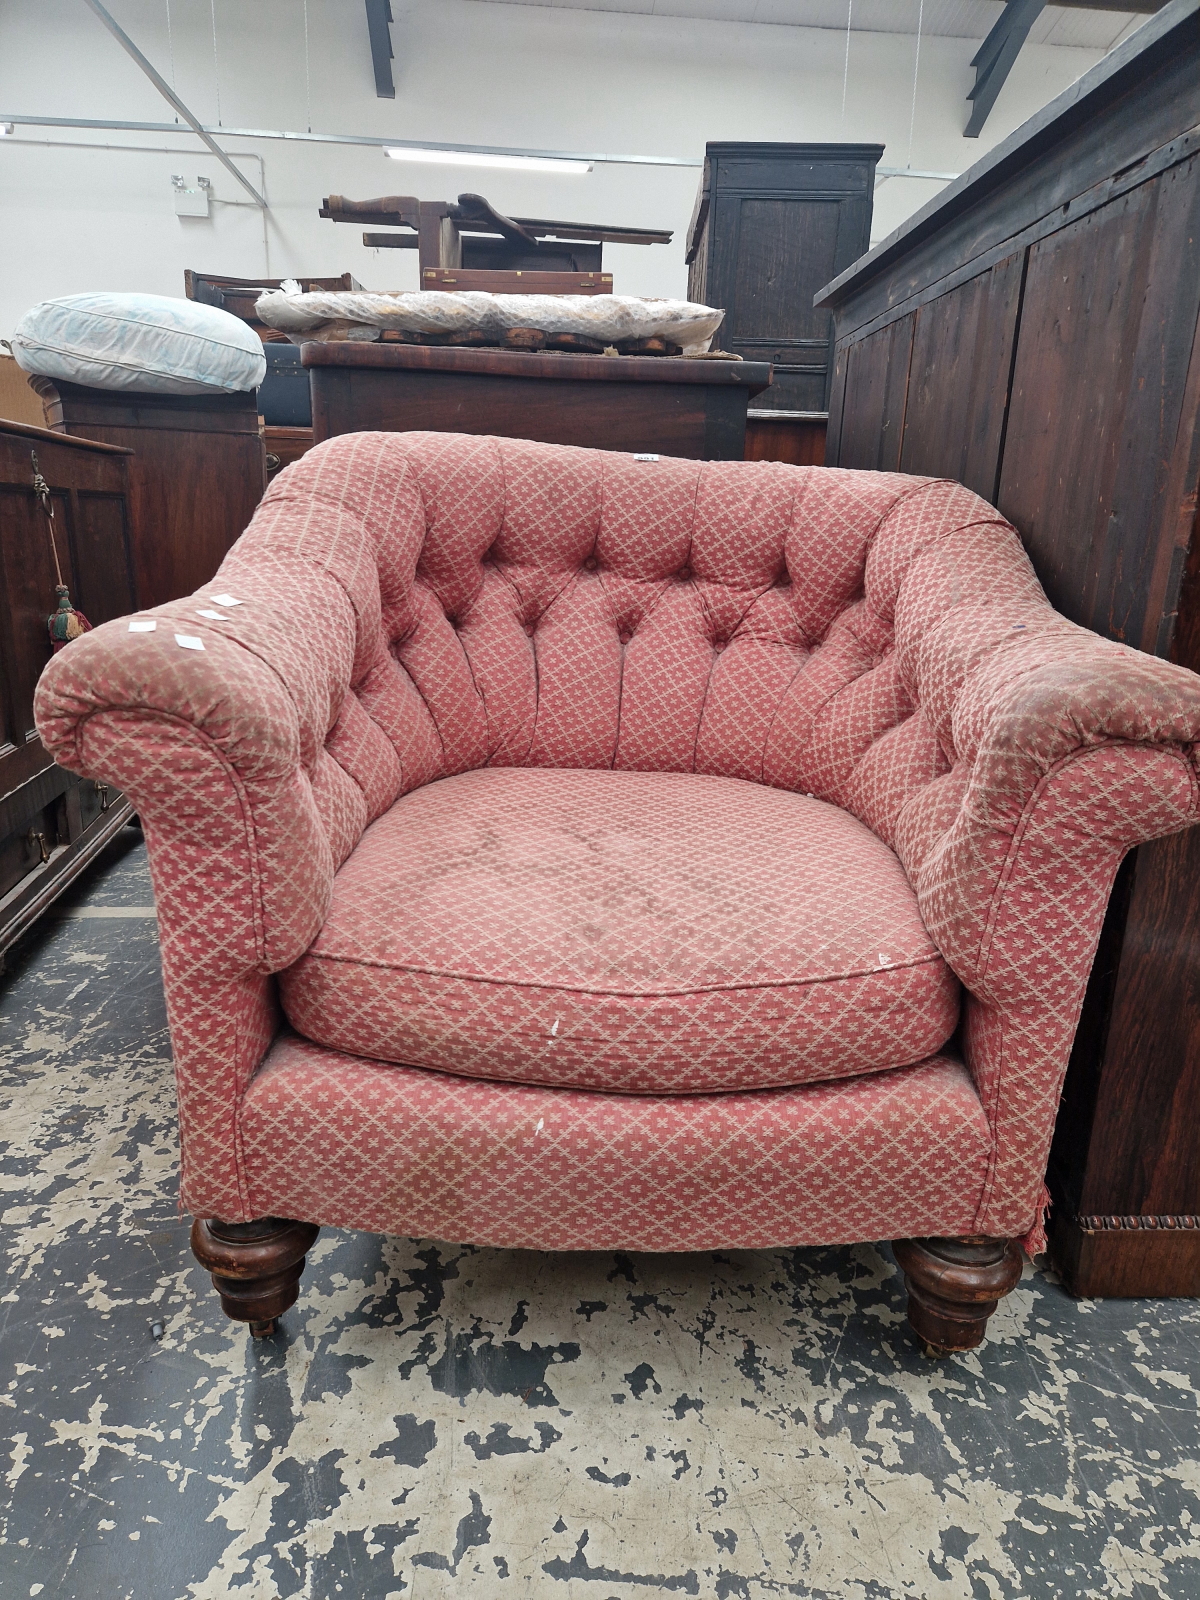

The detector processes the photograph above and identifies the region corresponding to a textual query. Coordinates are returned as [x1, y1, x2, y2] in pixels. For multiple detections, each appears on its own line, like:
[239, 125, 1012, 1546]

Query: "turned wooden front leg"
[191, 1217, 320, 1338]
[892, 1235, 1023, 1354]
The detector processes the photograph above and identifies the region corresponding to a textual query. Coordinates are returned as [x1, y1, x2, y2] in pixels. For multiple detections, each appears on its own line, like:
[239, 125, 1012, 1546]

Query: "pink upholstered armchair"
[35, 433, 1200, 1352]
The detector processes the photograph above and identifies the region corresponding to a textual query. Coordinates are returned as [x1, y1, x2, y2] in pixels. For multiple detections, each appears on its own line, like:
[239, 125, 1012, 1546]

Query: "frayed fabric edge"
[1021, 1183, 1051, 1258]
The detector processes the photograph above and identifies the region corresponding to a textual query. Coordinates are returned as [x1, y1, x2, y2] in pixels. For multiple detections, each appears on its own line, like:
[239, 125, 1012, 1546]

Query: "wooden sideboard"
[0, 419, 137, 959]
[817, 0, 1200, 1295]
[260, 408, 827, 479]
[34, 381, 266, 609]
[305, 344, 772, 460]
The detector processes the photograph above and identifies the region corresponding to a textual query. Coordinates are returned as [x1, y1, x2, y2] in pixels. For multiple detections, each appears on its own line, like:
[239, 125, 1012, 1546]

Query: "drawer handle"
[96, 783, 110, 813]
[28, 829, 50, 865]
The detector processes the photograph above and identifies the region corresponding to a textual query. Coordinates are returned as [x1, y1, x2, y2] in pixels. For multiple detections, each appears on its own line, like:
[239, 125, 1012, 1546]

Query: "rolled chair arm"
[900, 619, 1200, 992]
[35, 594, 342, 975]
[894, 614, 1200, 1246]
[34, 577, 357, 1223]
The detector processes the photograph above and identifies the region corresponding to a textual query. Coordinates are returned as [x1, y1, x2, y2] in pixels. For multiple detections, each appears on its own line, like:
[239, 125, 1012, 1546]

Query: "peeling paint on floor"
[2, 829, 1200, 1599]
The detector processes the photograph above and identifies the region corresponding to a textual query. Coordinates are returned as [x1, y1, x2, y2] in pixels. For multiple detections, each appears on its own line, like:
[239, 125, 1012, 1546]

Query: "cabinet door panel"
[0, 426, 132, 954]
[73, 491, 136, 623]
[834, 315, 915, 472]
[998, 158, 1200, 647]
[0, 485, 69, 747]
[899, 252, 1025, 502]
[724, 198, 843, 341]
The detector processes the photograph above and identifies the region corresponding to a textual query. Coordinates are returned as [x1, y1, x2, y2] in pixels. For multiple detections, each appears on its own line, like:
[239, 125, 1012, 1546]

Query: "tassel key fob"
[31, 452, 92, 653]
[48, 584, 91, 652]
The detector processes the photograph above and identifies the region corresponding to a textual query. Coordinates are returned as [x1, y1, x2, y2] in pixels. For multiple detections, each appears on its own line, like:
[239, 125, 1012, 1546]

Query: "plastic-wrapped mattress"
[255, 287, 725, 355]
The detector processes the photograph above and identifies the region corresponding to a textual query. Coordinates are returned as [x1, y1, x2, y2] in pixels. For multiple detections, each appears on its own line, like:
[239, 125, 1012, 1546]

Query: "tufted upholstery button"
[618, 627, 634, 646]
[583, 555, 598, 572]
[523, 621, 536, 637]
[677, 566, 692, 583]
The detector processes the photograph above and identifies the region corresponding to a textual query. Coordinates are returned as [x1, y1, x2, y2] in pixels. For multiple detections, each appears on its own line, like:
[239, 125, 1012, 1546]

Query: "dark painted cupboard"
[687, 142, 882, 413]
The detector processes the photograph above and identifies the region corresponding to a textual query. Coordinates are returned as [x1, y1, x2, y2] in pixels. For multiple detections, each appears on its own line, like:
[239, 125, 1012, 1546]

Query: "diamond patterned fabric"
[240, 1036, 992, 1251]
[33, 432, 1200, 1249]
[279, 766, 960, 1095]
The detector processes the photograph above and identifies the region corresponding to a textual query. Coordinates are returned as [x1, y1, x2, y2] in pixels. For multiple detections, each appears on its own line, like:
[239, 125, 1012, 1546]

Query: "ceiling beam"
[965, 0, 1047, 138]
[1051, 0, 1165, 10]
[80, 0, 267, 208]
[364, 0, 396, 99]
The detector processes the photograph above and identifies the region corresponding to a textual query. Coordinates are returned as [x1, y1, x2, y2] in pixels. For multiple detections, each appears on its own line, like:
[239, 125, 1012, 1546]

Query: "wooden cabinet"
[818, 1, 1200, 1295]
[306, 343, 772, 460]
[744, 410, 827, 467]
[687, 143, 881, 414]
[265, 425, 315, 481]
[184, 270, 362, 341]
[0, 420, 137, 959]
[33, 381, 267, 609]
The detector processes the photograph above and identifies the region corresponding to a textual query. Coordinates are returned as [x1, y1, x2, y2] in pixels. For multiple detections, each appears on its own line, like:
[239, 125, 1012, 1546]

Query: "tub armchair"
[35, 432, 1200, 1351]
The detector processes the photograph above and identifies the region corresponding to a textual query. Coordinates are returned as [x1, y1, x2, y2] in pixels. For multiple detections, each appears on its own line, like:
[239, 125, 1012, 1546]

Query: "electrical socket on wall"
[172, 175, 211, 218]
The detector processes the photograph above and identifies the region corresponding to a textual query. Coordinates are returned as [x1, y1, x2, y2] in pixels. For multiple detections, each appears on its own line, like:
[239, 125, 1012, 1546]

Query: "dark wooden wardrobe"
[687, 142, 882, 414]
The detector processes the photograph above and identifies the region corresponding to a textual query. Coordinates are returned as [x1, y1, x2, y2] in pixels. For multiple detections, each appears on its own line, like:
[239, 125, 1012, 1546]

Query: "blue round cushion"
[10, 292, 267, 395]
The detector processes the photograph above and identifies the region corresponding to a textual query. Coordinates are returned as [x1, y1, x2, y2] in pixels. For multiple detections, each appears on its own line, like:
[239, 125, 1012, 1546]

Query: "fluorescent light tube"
[385, 146, 591, 174]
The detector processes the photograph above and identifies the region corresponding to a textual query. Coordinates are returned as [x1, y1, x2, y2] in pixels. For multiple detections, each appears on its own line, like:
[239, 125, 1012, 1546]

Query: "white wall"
[0, 0, 1117, 336]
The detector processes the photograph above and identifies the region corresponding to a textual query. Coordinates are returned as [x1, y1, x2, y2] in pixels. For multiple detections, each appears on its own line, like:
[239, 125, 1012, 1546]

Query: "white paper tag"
[196, 609, 230, 621]
[175, 633, 205, 651]
[210, 594, 243, 607]
[633, 453, 660, 462]
[128, 619, 156, 633]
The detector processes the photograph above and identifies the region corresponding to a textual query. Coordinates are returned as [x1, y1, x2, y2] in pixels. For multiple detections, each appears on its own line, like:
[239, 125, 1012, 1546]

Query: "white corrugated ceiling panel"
[466, 0, 1148, 51]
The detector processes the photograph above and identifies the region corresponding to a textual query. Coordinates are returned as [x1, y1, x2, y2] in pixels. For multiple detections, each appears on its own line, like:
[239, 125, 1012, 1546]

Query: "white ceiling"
[465, 0, 1148, 51]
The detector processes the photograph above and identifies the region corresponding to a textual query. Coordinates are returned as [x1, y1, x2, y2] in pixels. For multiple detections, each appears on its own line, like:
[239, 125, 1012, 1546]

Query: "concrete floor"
[2, 827, 1199, 1600]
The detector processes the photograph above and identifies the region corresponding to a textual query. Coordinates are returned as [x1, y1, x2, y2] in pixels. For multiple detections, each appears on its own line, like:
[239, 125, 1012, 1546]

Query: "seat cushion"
[241, 1039, 992, 1251]
[279, 767, 960, 1095]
